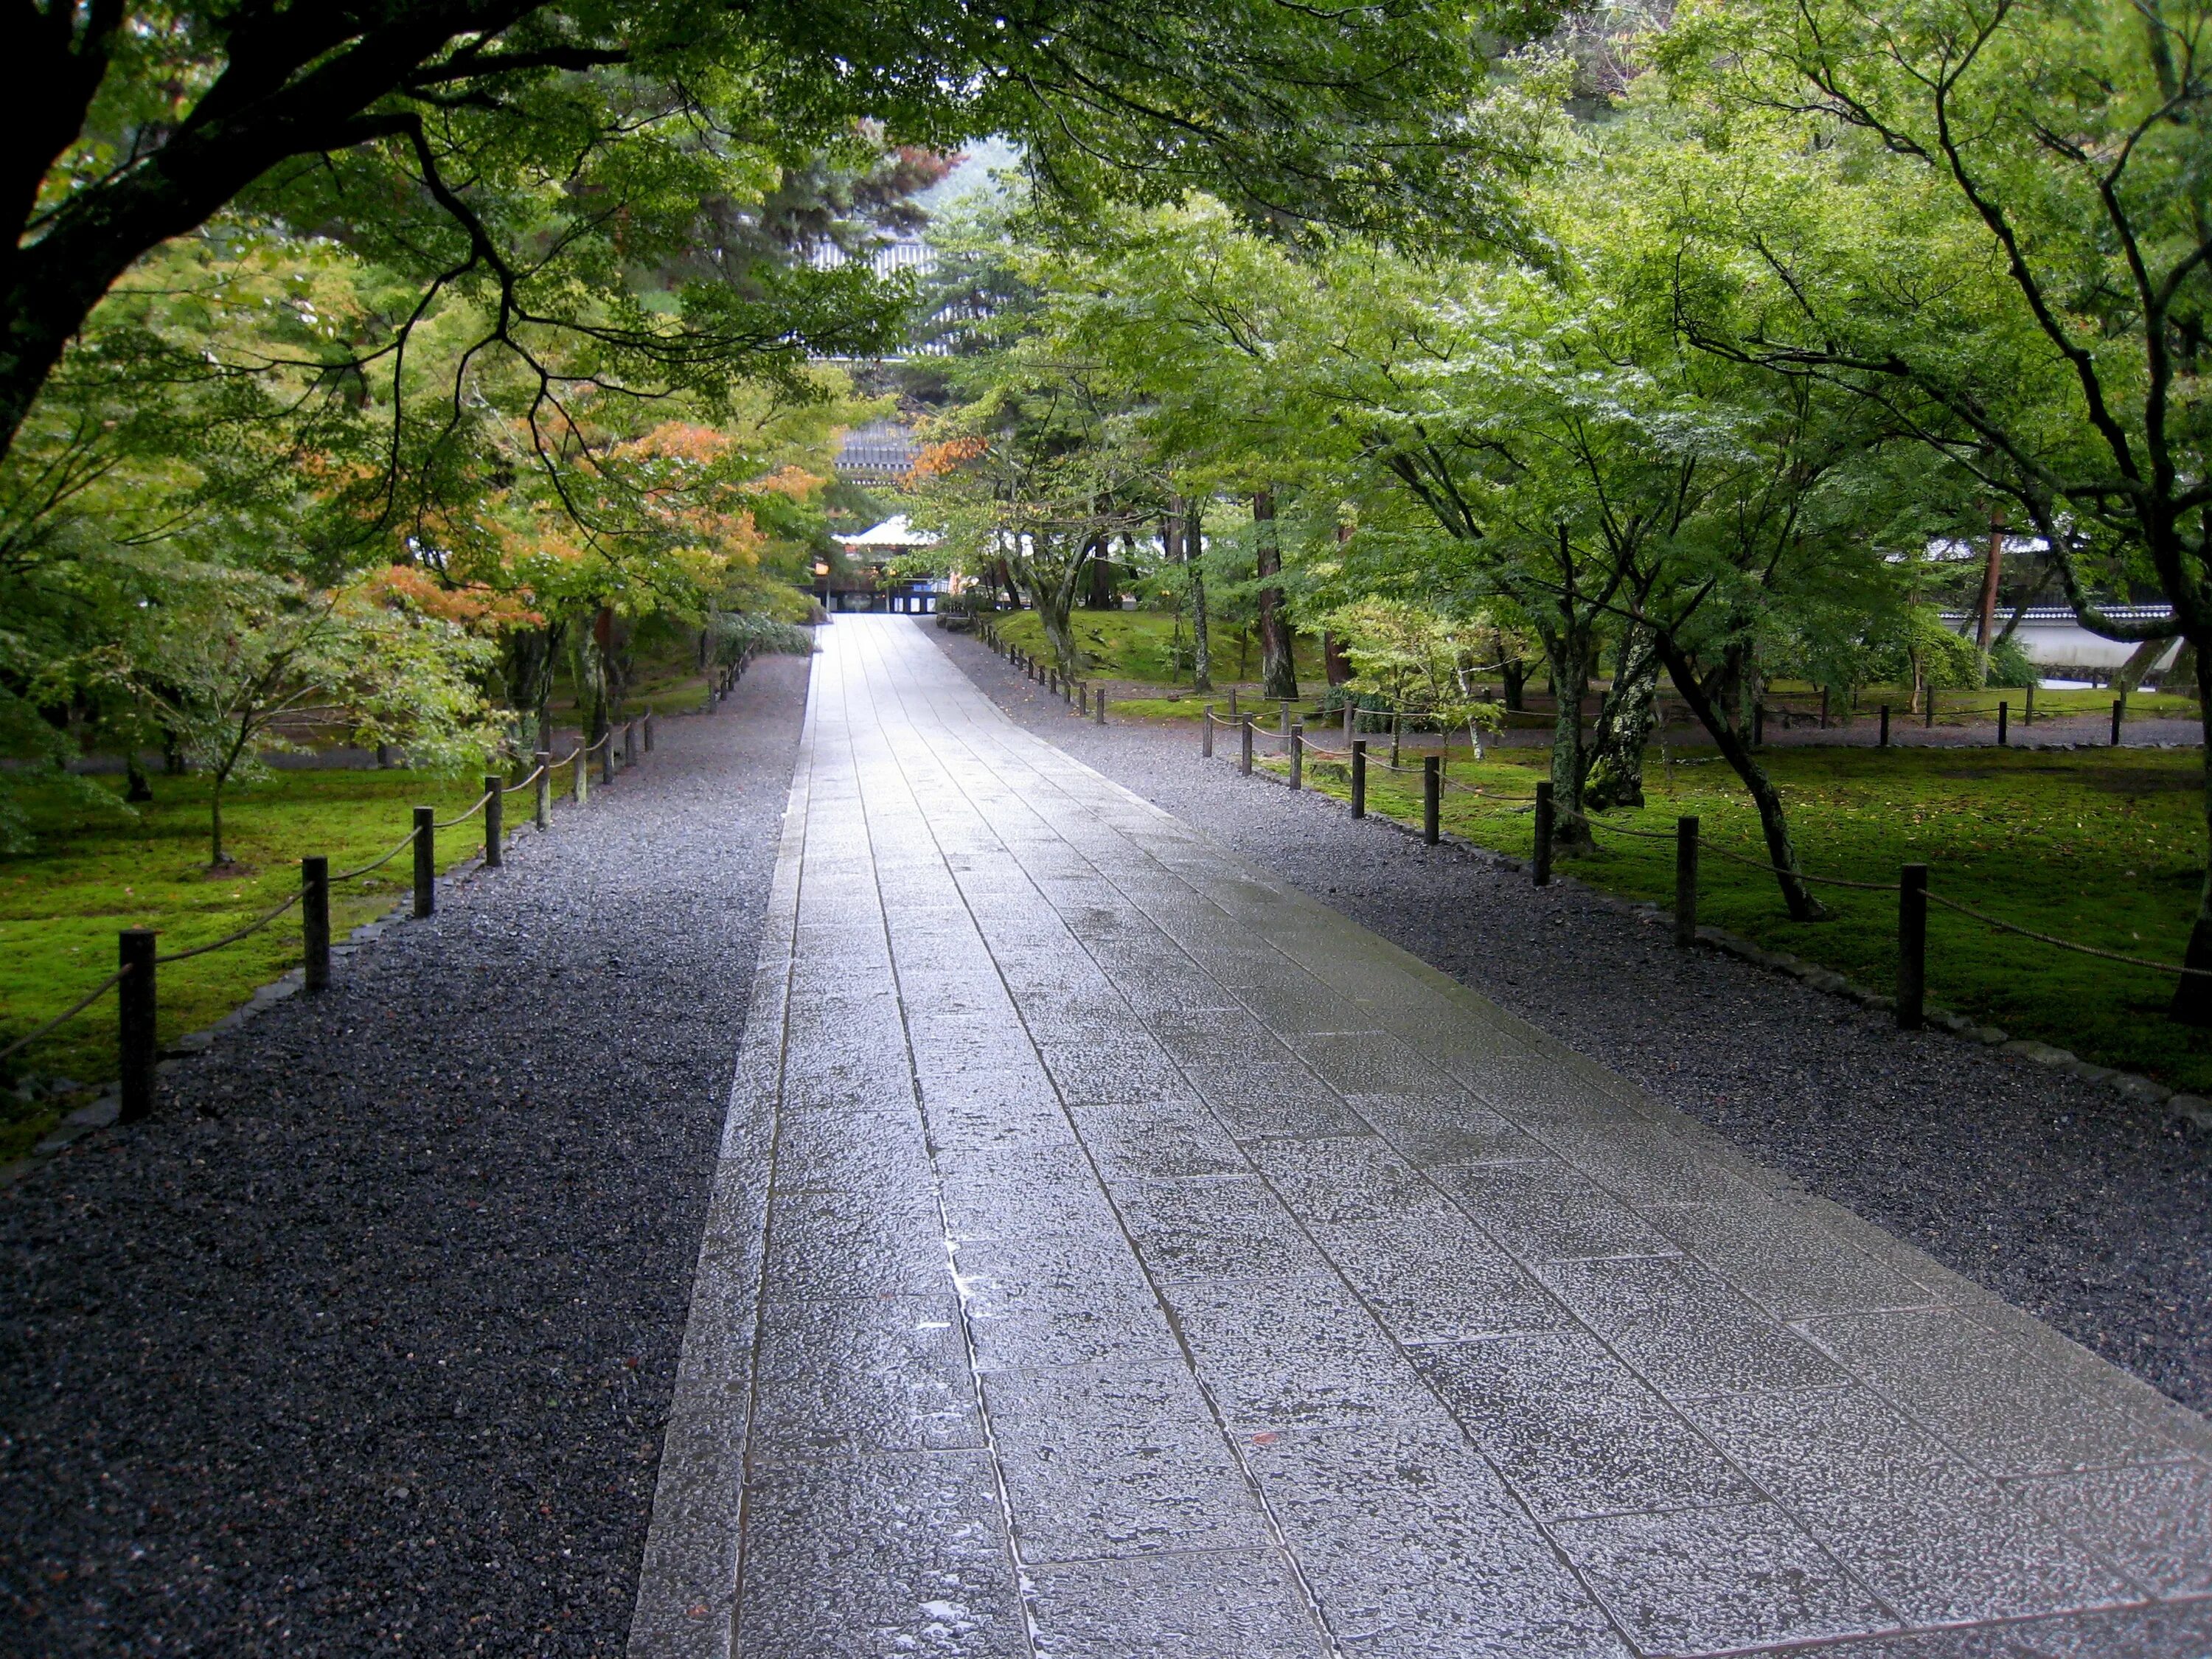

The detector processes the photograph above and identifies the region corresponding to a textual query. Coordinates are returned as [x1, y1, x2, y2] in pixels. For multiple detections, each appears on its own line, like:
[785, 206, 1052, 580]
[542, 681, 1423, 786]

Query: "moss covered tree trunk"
[1251, 490, 1298, 701]
[1187, 500, 1212, 692]
[1585, 625, 1661, 811]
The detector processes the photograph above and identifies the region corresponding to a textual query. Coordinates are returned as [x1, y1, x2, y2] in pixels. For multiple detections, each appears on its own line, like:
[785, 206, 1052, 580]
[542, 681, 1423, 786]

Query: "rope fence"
[978, 616, 2209, 1021]
[3, 706, 675, 1133]
[155, 891, 306, 964]
[1192, 700, 2208, 1032]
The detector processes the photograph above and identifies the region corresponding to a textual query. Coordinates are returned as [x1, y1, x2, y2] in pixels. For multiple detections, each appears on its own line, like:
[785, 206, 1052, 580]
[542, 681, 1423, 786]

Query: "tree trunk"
[1324, 629, 1351, 686]
[209, 778, 227, 868]
[125, 756, 153, 804]
[1499, 639, 1526, 712]
[1537, 625, 1595, 852]
[1186, 500, 1212, 692]
[2114, 635, 2173, 695]
[2171, 636, 2212, 1023]
[1585, 625, 1660, 811]
[1251, 490, 1298, 700]
[1652, 633, 1826, 922]
[1019, 538, 1095, 672]
[1975, 516, 2005, 681]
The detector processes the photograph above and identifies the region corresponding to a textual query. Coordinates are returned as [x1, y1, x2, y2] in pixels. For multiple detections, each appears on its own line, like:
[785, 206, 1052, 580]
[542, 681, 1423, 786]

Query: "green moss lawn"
[1, 767, 504, 1160]
[989, 608, 1326, 694]
[1275, 741, 2212, 1094]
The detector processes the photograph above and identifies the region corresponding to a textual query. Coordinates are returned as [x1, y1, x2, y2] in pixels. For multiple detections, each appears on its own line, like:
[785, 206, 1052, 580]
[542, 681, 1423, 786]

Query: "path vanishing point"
[630, 615, 2212, 1658]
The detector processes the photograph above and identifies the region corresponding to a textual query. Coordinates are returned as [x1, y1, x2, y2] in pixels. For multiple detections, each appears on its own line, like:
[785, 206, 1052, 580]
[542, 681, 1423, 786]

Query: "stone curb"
[1236, 756, 2209, 1135]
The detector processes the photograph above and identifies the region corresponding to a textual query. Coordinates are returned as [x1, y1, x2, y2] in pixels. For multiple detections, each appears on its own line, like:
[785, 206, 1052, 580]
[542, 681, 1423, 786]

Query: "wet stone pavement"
[631, 616, 2212, 1659]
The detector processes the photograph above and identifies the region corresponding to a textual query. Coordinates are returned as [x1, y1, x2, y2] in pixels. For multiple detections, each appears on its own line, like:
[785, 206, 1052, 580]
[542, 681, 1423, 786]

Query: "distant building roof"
[835, 422, 917, 481]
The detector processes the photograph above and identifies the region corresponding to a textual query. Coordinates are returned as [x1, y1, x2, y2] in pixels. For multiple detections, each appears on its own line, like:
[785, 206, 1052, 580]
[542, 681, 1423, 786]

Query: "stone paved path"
[631, 616, 2212, 1658]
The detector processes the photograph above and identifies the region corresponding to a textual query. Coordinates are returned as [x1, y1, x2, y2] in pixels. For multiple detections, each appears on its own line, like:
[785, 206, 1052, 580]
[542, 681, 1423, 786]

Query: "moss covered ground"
[1, 767, 502, 1160]
[1260, 740, 2212, 1093]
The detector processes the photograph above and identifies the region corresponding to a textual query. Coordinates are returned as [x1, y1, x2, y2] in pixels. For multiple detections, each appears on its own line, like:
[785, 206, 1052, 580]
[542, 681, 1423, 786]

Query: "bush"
[706, 611, 815, 665]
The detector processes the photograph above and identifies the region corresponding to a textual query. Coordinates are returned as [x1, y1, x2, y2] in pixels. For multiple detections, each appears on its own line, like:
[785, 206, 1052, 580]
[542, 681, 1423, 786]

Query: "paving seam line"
[933, 622, 2212, 1469]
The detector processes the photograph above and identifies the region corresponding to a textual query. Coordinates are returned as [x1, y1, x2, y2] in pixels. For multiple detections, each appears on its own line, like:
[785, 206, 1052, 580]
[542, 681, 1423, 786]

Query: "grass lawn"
[990, 608, 1326, 692]
[1, 765, 509, 1161]
[1270, 740, 2212, 1095]
[986, 610, 2202, 731]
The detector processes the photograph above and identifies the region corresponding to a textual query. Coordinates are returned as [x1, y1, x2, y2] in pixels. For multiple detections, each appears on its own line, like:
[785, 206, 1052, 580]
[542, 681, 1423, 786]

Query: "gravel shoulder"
[0, 654, 810, 1656]
[934, 622, 2212, 1417]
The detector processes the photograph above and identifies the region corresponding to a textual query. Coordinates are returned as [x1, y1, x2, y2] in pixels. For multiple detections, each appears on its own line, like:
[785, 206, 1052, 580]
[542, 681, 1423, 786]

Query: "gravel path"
[0, 654, 809, 1656]
[937, 622, 2212, 1417]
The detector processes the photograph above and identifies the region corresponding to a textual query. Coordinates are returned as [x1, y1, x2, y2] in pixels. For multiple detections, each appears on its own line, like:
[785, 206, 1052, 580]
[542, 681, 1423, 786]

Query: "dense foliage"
[900, 1, 2212, 1009]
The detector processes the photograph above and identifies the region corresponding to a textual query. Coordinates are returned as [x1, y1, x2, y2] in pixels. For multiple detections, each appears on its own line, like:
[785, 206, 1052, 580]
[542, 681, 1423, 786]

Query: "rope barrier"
[331, 825, 420, 884]
[155, 891, 305, 964]
[434, 789, 494, 830]
[4, 728, 658, 1079]
[1581, 817, 1678, 843]
[0, 968, 129, 1064]
[1924, 891, 2212, 978]
[1230, 709, 2208, 995]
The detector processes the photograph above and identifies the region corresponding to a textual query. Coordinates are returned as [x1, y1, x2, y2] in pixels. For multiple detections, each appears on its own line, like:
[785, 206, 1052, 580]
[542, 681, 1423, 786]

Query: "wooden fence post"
[413, 806, 436, 918]
[624, 720, 639, 768]
[599, 731, 615, 786]
[1290, 724, 1304, 791]
[1819, 686, 1830, 729]
[1095, 689, 1106, 725]
[1997, 701, 2008, 747]
[1202, 707, 1214, 758]
[483, 774, 504, 869]
[1351, 739, 1368, 818]
[574, 745, 588, 804]
[1897, 863, 1928, 1029]
[2025, 684, 2036, 725]
[1078, 684, 1088, 716]
[2112, 697, 2125, 746]
[1674, 817, 1700, 950]
[302, 856, 330, 992]
[1239, 714, 1254, 776]
[644, 713, 655, 753]
[118, 928, 157, 1124]
[1343, 697, 1356, 742]
[1422, 754, 1439, 844]
[1879, 706, 1891, 748]
[1753, 701, 1766, 748]
[1925, 690, 1936, 729]
[534, 750, 552, 830]
[1533, 781, 1554, 887]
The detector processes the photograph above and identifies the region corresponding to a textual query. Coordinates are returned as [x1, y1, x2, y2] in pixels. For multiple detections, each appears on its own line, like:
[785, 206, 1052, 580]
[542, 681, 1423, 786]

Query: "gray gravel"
[934, 622, 2212, 1417]
[0, 653, 810, 1655]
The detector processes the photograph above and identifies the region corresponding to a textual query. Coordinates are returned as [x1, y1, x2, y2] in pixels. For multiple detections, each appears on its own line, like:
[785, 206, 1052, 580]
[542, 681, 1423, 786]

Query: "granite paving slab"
[631, 616, 2212, 1658]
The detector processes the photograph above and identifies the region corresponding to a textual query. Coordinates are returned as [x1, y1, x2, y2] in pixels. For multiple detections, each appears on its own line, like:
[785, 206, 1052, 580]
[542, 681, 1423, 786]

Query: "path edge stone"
[625, 668, 813, 1658]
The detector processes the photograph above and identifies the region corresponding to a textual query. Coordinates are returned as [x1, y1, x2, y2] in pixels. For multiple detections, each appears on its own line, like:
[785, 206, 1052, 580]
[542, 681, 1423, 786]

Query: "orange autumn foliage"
[364, 564, 545, 631]
[905, 437, 986, 483]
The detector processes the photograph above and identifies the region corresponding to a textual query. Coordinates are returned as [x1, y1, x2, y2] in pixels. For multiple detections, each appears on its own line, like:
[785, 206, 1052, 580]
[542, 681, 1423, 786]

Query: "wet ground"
[638, 618, 2212, 1658]
[0, 657, 810, 1656]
